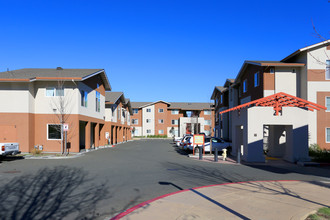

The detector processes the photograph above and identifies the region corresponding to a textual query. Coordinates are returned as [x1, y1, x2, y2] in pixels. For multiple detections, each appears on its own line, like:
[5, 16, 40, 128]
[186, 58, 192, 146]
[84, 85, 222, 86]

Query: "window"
[270, 68, 274, 74]
[204, 110, 211, 115]
[243, 79, 247, 93]
[172, 119, 178, 125]
[133, 109, 139, 114]
[326, 97, 330, 111]
[146, 129, 151, 134]
[81, 90, 88, 107]
[146, 108, 151, 112]
[326, 128, 330, 143]
[205, 120, 211, 125]
[220, 94, 223, 103]
[118, 107, 121, 119]
[326, 60, 330, 80]
[159, 130, 164, 134]
[254, 72, 259, 87]
[146, 119, 151, 123]
[171, 109, 179, 115]
[46, 87, 64, 97]
[95, 91, 100, 112]
[158, 119, 164, 124]
[230, 88, 233, 101]
[48, 124, 61, 140]
[132, 119, 138, 125]
[158, 109, 164, 113]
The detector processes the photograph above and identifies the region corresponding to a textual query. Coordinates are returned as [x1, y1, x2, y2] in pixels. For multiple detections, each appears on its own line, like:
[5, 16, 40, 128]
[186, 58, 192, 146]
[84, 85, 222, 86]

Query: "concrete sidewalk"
[112, 180, 330, 220]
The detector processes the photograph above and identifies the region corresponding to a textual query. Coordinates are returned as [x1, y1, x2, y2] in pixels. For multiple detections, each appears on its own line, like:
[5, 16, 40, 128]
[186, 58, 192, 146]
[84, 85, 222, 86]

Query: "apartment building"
[211, 40, 330, 162]
[0, 67, 132, 153]
[130, 101, 214, 137]
[105, 92, 132, 144]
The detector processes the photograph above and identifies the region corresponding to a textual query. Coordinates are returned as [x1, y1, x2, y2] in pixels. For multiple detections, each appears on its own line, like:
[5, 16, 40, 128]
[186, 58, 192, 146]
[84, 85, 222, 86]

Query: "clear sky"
[1, 0, 329, 103]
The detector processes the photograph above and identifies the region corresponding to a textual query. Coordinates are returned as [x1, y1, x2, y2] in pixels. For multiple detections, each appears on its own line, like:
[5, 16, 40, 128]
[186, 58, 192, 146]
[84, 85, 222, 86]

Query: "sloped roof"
[139, 100, 171, 108]
[211, 86, 226, 100]
[219, 92, 326, 116]
[281, 40, 330, 62]
[168, 102, 212, 110]
[235, 60, 305, 84]
[105, 92, 124, 104]
[0, 68, 112, 90]
[131, 102, 151, 108]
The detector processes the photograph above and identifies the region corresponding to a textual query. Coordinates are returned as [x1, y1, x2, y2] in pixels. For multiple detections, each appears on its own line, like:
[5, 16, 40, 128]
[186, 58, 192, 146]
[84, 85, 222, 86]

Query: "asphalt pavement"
[0, 139, 329, 219]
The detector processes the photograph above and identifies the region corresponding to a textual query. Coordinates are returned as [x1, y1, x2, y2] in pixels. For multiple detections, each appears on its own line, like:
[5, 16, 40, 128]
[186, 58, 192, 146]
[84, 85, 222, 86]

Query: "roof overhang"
[281, 40, 330, 62]
[235, 61, 305, 84]
[139, 100, 171, 108]
[219, 92, 326, 116]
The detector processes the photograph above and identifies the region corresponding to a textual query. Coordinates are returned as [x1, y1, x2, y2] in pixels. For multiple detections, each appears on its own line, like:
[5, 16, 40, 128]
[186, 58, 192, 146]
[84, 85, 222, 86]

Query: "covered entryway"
[221, 92, 326, 163]
[79, 121, 87, 151]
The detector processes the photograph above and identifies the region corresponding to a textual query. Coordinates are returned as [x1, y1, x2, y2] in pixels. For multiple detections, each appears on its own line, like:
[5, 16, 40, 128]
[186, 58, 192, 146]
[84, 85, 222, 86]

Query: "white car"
[179, 135, 193, 150]
[173, 136, 182, 147]
[187, 137, 231, 153]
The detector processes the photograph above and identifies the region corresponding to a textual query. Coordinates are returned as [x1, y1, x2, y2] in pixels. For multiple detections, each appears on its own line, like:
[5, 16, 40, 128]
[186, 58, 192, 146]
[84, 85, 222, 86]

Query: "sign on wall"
[63, 124, 69, 131]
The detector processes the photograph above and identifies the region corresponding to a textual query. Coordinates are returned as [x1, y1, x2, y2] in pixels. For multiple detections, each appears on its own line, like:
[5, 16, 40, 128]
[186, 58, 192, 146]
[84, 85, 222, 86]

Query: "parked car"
[179, 135, 193, 150]
[173, 136, 182, 147]
[187, 137, 231, 153]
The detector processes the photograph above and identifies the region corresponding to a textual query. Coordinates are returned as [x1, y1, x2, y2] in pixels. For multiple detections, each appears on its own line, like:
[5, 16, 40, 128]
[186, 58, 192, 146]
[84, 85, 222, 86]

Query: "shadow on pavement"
[0, 155, 24, 163]
[0, 166, 110, 220]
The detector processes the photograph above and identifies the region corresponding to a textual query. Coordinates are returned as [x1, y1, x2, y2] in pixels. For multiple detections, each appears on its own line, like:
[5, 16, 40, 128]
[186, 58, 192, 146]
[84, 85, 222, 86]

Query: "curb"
[110, 180, 300, 220]
[23, 141, 131, 159]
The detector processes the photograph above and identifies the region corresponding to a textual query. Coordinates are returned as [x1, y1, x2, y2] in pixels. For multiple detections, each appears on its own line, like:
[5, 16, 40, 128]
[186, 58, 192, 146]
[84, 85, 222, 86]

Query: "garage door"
[0, 125, 17, 142]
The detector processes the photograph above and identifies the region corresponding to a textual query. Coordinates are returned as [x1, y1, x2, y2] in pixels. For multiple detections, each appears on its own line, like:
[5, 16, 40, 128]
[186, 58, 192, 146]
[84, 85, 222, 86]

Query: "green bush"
[146, 135, 168, 138]
[309, 144, 330, 162]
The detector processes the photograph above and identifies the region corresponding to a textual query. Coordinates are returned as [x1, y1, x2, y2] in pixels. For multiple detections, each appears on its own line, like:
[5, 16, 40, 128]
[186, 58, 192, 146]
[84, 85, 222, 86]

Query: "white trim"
[326, 127, 330, 143]
[47, 124, 62, 140]
[139, 100, 171, 108]
[326, 96, 330, 112]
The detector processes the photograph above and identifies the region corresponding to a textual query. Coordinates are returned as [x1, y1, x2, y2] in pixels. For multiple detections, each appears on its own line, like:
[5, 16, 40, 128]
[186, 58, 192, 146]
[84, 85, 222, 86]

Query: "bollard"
[199, 146, 203, 160]
[214, 148, 218, 162]
[222, 149, 227, 161]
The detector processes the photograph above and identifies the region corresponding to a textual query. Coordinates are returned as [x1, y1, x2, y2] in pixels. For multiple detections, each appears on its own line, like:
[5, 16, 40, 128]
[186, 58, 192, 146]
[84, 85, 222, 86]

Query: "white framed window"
[132, 119, 138, 125]
[205, 120, 211, 125]
[158, 108, 164, 113]
[146, 108, 151, 112]
[171, 119, 178, 125]
[81, 90, 88, 107]
[133, 109, 139, 114]
[47, 124, 61, 140]
[254, 72, 259, 87]
[270, 68, 274, 74]
[326, 128, 330, 143]
[243, 79, 247, 93]
[146, 129, 151, 134]
[46, 87, 64, 97]
[171, 109, 179, 115]
[159, 130, 164, 134]
[204, 110, 211, 115]
[95, 91, 100, 112]
[146, 119, 151, 123]
[326, 60, 330, 80]
[326, 97, 330, 111]
[158, 119, 164, 124]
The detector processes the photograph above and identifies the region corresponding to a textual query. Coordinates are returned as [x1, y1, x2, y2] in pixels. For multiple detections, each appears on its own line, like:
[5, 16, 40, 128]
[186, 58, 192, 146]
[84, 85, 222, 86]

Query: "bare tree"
[50, 80, 74, 155]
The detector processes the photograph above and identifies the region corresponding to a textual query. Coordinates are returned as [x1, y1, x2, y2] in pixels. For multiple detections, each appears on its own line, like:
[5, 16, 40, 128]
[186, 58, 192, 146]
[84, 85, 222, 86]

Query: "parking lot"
[0, 139, 330, 219]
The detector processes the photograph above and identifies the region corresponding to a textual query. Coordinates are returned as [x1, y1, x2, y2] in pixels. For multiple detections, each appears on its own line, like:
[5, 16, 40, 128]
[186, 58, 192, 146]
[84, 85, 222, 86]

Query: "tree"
[50, 80, 74, 155]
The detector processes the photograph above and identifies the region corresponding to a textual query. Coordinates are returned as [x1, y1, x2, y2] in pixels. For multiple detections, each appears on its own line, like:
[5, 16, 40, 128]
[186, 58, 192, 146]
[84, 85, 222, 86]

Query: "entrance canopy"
[219, 92, 326, 116]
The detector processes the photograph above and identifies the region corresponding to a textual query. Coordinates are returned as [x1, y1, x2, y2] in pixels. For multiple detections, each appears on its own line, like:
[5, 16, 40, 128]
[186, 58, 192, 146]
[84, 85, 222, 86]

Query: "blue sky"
[1, 0, 329, 102]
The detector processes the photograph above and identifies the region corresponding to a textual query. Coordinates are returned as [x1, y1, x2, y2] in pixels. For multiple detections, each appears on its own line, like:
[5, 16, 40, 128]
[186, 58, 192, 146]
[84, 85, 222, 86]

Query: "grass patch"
[133, 135, 169, 138]
[306, 207, 330, 220]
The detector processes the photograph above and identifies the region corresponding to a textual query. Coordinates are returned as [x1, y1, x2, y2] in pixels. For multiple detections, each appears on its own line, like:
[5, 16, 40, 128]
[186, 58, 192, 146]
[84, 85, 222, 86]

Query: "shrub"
[31, 148, 43, 156]
[309, 143, 330, 162]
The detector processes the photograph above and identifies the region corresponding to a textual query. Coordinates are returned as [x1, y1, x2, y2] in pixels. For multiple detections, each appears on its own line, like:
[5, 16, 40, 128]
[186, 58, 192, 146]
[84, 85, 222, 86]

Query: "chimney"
[56, 67, 63, 70]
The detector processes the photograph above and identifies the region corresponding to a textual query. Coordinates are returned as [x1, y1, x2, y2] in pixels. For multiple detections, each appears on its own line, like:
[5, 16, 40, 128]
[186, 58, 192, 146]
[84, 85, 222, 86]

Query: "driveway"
[0, 139, 329, 219]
